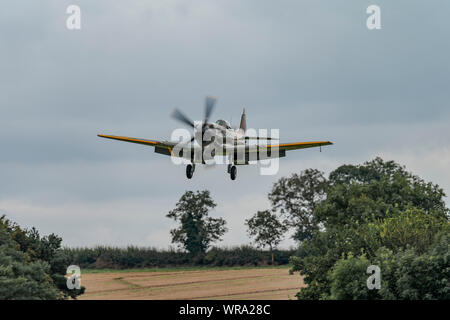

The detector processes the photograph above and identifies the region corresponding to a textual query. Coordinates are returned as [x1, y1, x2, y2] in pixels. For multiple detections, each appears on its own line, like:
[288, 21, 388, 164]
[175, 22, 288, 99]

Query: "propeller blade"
[171, 109, 195, 128]
[175, 134, 196, 150]
[203, 96, 216, 126]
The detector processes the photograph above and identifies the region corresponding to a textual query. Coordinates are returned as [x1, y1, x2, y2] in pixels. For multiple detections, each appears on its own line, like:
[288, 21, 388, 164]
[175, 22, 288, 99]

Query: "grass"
[82, 265, 291, 274]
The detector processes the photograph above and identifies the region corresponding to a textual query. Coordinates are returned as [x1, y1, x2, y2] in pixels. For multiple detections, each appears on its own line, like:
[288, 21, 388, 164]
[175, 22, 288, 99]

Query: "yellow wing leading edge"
[98, 134, 333, 159]
[268, 141, 333, 151]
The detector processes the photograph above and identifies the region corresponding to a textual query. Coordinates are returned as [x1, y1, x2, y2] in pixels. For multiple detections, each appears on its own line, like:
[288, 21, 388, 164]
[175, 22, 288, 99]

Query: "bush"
[63, 245, 295, 269]
[1, 216, 85, 299]
[326, 234, 450, 300]
[328, 254, 374, 300]
[378, 234, 450, 300]
[286, 159, 450, 300]
[0, 223, 60, 299]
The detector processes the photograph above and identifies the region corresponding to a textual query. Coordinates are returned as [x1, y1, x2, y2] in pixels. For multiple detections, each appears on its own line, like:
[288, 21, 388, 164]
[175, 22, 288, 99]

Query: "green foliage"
[269, 169, 328, 242]
[204, 245, 293, 266]
[246, 210, 287, 263]
[0, 216, 85, 299]
[370, 208, 449, 254]
[0, 222, 60, 299]
[167, 190, 227, 256]
[319, 157, 448, 228]
[65, 245, 189, 269]
[380, 234, 449, 300]
[64, 245, 295, 269]
[290, 228, 347, 299]
[327, 235, 450, 300]
[328, 253, 375, 300]
[282, 158, 449, 300]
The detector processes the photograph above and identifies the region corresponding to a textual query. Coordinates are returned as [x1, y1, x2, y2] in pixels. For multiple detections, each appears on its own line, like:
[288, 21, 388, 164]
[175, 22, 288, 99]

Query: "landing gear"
[227, 164, 232, 174]
[230, 165, 237, 180]
[186, 164, 195, 179]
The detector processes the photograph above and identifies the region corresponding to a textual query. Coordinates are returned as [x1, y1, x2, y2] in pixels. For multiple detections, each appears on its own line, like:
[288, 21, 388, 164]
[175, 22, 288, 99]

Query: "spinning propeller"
[171, 96, 217, 143]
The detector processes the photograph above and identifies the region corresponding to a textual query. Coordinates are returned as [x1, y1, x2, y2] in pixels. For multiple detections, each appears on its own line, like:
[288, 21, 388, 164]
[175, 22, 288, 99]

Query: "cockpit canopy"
[215, 119, 231, 129]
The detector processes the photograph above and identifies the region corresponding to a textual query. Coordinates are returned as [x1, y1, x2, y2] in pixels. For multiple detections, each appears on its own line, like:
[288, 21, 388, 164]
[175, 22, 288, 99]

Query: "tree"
[166, 190, 227, 257]
[286, 158, 449, 299]
[0, 226, 60, 300]
[245, 210, 287, 264]
[319, 157, 448, 227]
[327, 253, 374, 300]
[269, 169, 328, 242]
[0, 216, 85, 299]
[326, 236, 450, 300]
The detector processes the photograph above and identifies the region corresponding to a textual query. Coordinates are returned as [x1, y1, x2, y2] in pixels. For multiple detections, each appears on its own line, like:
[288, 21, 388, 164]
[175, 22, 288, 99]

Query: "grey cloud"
[1, 0, 449, 247]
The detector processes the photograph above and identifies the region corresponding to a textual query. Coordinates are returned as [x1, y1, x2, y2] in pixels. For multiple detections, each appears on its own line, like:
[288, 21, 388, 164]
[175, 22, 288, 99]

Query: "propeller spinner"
[171, 96, 217, 144]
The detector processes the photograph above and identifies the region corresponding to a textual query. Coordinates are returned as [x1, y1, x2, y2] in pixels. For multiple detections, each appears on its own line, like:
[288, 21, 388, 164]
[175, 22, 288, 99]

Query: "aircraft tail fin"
[239, 108, 246, 133]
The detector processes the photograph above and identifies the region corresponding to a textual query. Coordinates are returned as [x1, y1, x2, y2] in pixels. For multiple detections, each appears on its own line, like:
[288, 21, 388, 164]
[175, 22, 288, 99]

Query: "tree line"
[64, 157, 450, 299]
[63, 246, 295, 269]
[1, 157, 449, 299]
[144, 157, 450, 299]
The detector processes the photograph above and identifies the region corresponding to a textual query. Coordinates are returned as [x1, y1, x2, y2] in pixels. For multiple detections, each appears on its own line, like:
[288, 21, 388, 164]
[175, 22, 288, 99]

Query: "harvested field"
[79, 267, 304, 300]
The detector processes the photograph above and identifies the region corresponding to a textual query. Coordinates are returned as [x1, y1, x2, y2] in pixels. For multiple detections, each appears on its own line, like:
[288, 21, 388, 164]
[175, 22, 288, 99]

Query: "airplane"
[98, 96, 333, 180]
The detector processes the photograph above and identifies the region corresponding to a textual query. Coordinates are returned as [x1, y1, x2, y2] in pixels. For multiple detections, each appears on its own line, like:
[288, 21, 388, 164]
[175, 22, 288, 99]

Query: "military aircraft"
[98, 97, 332, 180]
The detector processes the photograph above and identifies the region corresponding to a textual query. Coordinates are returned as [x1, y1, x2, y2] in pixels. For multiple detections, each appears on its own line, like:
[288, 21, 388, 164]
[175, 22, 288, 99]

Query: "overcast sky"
[1, 1, 449, 249]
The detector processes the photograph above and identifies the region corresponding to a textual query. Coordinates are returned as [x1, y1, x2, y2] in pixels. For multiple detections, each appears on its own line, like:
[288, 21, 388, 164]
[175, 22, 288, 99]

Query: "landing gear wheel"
[227, 164, 232, 174]
[186, 164, 194, 179]
[230, 165, 237, 180]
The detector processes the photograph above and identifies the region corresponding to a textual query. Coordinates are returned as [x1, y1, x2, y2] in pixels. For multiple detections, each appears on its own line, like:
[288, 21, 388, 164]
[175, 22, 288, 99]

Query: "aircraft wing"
[98, 134, 178, 156]
[267, 141, 333, 151]
[99, 134, 332, 161]
[217, 140, 333, 161]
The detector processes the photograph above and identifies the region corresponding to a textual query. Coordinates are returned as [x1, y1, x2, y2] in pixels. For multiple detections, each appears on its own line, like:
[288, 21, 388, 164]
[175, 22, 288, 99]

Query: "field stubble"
[79, 267, 304, 300]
